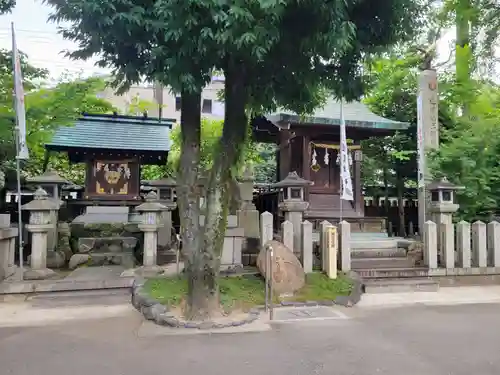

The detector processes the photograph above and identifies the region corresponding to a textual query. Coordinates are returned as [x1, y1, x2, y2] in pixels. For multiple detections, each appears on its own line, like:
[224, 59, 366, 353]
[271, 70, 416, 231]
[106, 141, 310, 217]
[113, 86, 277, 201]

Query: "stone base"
[24, 268, 58, 280]
[134, 265, 165, 278]
[69, 252, 135, 270]
[121, 262, 185, 278]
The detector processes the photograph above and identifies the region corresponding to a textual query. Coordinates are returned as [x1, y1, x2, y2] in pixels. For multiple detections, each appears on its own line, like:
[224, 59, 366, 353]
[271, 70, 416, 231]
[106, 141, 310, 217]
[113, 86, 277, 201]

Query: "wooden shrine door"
[309, 149, 340, 194]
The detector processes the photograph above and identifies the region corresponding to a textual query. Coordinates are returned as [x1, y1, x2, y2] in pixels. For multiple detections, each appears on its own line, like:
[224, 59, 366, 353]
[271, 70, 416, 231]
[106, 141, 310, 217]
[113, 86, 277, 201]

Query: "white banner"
[11, 23, 29, 160]
[340, 99, 354, 201]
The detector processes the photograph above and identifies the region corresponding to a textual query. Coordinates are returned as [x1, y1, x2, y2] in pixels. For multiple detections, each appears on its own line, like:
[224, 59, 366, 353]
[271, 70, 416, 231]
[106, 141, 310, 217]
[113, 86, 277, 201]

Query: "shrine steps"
[350, 236, 439, 294]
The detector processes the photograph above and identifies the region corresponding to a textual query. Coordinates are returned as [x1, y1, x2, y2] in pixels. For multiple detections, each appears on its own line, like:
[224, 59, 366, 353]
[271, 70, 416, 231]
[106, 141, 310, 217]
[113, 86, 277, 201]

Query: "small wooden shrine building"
[45, 113, 174, 205]
[252, 98, 408, 231]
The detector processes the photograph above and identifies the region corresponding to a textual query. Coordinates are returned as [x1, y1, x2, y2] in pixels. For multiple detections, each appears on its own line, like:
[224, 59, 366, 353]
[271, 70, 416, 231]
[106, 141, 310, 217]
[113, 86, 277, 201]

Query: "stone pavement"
[358, 285, 500, 308]
[1, 296, 500, 374]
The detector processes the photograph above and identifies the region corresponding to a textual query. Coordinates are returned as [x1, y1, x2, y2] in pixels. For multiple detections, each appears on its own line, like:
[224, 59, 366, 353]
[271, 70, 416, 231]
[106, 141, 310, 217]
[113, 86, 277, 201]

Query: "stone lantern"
[22, 187, 58, 279]
[271, 171, 312, 256]
[27, 170, 69, 253]
[27, 169, 69, 203]
[135, 191, 166, 275]
[145, 176, 177, 249]
[428, 177, 464, 225]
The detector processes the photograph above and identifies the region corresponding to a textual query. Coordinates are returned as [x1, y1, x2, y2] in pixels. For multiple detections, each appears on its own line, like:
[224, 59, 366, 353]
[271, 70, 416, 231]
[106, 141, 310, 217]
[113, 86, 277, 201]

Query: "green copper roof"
[266, 98, 408, 130]
[46, 114, 173, 152]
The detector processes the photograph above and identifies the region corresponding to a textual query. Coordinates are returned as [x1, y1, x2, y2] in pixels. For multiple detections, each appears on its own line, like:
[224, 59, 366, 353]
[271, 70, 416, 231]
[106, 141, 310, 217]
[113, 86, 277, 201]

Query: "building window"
[202, 99, 212, 114]
[175, 96, 181, 111]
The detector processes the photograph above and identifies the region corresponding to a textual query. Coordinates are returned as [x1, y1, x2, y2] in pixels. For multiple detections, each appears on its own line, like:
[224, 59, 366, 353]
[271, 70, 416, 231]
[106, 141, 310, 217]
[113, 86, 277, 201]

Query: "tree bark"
[382, 160, 390, 235]
[176, 91, 207, 320]
[396, 169, 405, 237]
[191, 57, 248, 319]
[182, 58, 249, 321]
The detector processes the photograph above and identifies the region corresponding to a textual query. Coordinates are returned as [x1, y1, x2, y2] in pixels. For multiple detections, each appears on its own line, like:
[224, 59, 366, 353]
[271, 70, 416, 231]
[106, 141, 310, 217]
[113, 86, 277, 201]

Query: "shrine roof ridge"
[79, 113, 176, 127]
[46, 113, 173, 153]
[266, 98, 409, 130]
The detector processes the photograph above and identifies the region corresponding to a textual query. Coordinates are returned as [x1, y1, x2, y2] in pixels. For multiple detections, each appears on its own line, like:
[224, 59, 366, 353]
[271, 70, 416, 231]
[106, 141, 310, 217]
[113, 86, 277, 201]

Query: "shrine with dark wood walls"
[45, 113, 174, 206]
[252, 98, 409, 232]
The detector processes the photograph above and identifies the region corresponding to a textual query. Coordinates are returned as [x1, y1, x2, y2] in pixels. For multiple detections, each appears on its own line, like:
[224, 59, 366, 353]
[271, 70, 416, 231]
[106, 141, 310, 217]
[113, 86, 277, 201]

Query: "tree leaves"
[0, 0, 15, 15]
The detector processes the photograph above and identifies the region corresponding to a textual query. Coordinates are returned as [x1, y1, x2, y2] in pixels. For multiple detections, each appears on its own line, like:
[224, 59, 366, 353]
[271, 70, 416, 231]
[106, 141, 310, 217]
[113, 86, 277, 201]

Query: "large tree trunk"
[396, 169, 405, 237]
[176, 91, 206, 320]
[183, 58, 249, 321]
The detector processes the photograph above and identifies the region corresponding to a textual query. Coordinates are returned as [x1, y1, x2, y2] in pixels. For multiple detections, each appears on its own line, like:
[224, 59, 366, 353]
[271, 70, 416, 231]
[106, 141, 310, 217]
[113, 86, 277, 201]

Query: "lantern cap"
[427, 177, 464, 191]
[22, 187, 58, 210]
[239, 166, 254, 182]
[136, 191, 166, 211]
[27, 169, 69, 185]
[144, 176, 176, 187]
[271, 171, 312, 188]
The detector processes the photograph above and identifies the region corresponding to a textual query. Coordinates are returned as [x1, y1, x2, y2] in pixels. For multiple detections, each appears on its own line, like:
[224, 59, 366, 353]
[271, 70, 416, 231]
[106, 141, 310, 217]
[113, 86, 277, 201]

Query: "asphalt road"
[0, 298, 499, 375]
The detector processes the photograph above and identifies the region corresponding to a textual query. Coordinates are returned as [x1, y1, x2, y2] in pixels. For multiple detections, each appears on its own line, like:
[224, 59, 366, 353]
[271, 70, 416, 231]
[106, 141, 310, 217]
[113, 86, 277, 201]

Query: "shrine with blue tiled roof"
[45, 113, 174, 202]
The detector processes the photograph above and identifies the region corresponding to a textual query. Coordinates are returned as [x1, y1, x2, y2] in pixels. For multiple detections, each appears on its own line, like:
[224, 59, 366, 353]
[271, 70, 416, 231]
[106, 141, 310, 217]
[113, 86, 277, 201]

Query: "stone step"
[351, 240, 400, 250]
[351, 248, 407, 259]
[356, 267, 429, 279]
[351, 257, 415, 269]
[363, 278, 439, 294]
[351, 232, 390, 240]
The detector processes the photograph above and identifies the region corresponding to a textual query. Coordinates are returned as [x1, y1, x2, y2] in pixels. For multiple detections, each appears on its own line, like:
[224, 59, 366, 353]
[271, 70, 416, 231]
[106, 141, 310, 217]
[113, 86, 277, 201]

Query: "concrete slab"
[0, 302, 135, 328]
[136, 318, 272, 337]
[356, 285, 500, 308]
[66, 266, 125, 280]
[271, 306, 349, 323]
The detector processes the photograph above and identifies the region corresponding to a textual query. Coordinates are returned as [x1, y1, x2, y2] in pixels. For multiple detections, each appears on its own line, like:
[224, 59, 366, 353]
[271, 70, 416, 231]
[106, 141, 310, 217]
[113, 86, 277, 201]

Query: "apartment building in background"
[97, 75, 226, 122]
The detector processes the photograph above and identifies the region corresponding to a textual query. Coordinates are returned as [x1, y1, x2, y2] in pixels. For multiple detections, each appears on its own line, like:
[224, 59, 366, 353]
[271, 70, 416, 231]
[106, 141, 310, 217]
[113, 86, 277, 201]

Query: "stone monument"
[417, 69, 439, 234]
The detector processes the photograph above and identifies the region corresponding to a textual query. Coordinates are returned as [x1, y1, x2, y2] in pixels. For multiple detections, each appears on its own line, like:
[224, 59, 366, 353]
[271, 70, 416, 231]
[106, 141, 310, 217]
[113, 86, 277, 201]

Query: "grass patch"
[144, 272, 353, 312]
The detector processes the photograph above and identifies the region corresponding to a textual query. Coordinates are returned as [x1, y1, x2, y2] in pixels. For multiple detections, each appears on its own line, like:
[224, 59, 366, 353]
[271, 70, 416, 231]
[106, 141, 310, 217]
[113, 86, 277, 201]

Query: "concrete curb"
[131, 278, 260, 329]
[0, 277, 134, 295]
[131, 273, 363, 327]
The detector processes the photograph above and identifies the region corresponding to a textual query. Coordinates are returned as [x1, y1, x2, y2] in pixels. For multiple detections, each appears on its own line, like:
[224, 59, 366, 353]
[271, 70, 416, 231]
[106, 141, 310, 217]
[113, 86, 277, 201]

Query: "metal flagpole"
[14, 128, 23, 280]
[339, 98, 344, 223]
[11, 22, 25, 280]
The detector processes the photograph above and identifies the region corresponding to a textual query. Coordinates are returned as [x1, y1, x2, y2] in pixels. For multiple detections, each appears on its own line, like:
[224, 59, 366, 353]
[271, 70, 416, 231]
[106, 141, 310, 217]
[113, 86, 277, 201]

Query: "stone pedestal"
[135, 192, 166, 275]
[0, 214, 18, 280]
[237, 167, 260, 248]
[139, 224, 159, 267]
[24, 224, 56, 279]
[280, 201, 308, 258]
[22, 188, 59, 280]
[429, 202, 459, 226]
